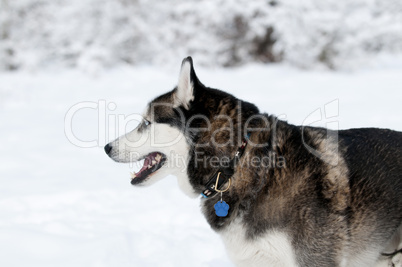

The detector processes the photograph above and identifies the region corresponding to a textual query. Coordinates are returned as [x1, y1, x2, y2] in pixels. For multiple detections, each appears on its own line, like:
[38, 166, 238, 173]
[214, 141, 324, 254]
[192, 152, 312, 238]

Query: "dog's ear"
[174, 57, 197, 110]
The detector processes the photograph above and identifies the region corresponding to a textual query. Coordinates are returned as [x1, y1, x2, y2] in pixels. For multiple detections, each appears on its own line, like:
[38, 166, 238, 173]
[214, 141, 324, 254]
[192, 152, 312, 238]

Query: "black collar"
[201, 133, 250, 198]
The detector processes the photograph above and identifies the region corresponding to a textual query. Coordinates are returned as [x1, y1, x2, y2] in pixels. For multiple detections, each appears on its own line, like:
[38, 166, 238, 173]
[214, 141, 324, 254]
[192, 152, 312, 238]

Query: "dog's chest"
[220, 219, 298, 267]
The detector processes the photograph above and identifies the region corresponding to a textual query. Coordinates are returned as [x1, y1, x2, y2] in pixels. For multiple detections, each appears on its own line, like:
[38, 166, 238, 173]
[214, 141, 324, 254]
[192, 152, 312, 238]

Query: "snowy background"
[1, 0, 402, 71]
[1, 1, 402, 266]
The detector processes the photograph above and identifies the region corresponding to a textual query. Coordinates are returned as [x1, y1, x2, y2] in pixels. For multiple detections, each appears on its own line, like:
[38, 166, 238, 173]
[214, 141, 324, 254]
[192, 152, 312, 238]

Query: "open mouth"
[130, 152, 167, 185]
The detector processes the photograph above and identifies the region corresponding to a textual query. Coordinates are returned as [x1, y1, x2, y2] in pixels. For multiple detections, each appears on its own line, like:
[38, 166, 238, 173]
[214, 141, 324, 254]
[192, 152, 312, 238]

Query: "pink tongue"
[137, 155, 152, 174]
[138, 157, 151, 173]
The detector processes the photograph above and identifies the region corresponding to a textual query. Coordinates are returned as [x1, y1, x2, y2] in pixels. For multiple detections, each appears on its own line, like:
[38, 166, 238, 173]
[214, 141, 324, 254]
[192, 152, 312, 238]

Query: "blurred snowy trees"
[0, 0, 401, 71]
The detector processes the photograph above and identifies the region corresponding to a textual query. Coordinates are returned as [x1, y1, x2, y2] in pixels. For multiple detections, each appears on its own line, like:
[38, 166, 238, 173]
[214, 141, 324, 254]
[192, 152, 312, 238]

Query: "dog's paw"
[214, 201, 230, 217]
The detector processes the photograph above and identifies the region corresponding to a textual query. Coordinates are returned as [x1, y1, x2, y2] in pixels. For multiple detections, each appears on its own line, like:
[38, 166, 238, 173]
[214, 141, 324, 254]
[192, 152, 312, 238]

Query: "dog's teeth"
[152, 160, 157, 165]
[155, 154, 162, 161]
[130, 172, 136, 179]
[148, 165, 152, 169]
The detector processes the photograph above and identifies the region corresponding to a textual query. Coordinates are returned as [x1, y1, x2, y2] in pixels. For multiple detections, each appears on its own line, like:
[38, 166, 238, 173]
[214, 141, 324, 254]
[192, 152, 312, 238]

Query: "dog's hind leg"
[376, 224, 402, 267]
[389, 224, 402, 267]
[390, 251, 402, 267]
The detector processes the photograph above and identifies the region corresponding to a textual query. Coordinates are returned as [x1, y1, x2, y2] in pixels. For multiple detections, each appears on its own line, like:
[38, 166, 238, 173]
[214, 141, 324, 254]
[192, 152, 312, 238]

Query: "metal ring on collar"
[214, 172, 231, 193]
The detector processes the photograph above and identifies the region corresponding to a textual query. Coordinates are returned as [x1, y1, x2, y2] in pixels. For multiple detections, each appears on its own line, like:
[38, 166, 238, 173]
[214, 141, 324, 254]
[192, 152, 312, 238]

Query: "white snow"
[0, 62, 402, 266]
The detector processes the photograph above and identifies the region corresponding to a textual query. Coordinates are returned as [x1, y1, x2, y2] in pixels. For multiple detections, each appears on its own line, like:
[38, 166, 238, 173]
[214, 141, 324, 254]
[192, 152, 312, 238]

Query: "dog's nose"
[104, 144, 112, 155]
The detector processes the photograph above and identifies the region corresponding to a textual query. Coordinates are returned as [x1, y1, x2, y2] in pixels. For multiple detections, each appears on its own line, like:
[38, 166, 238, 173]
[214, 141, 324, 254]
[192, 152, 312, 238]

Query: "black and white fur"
[105, 57, 402, 267]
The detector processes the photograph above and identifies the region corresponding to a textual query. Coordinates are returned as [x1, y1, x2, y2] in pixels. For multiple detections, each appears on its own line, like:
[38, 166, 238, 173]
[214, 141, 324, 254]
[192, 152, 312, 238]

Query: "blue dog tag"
[214, 201, 229, 217]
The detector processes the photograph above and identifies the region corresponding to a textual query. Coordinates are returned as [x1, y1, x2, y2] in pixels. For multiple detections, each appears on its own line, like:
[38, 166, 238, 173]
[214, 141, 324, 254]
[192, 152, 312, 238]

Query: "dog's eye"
[144, 119, 151, 126]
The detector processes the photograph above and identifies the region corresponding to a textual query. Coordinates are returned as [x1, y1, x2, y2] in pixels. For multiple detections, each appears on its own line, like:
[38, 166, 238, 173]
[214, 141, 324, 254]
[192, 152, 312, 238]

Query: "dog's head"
[105, 57, 260, 198]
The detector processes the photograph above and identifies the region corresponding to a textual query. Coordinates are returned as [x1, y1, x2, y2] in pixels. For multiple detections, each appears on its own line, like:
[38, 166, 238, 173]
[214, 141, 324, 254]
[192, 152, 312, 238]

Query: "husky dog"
[104, 57, 402, 267]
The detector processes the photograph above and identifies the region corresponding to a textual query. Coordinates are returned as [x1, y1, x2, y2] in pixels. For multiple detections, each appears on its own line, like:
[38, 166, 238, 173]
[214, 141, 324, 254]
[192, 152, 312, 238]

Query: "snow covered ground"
[0, 62, 402, 267]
